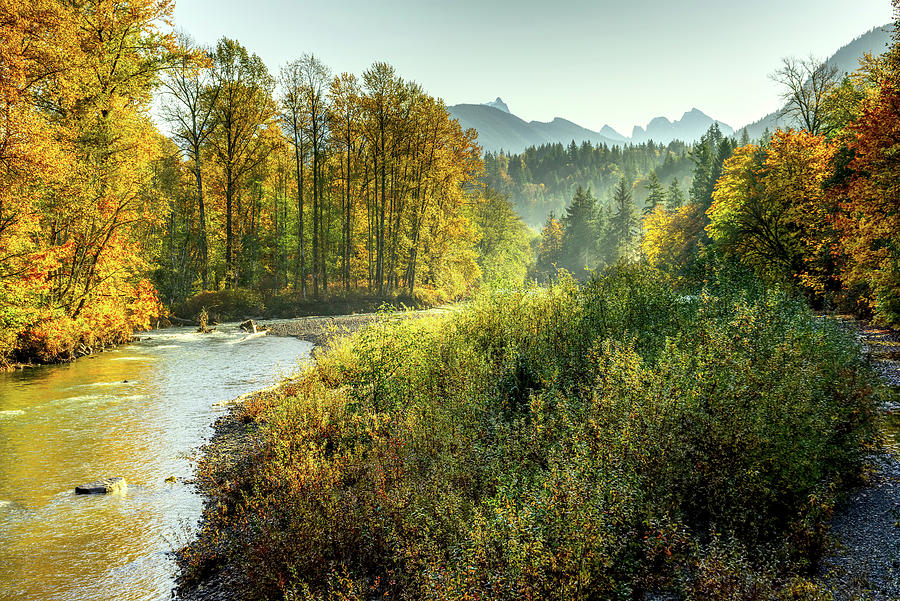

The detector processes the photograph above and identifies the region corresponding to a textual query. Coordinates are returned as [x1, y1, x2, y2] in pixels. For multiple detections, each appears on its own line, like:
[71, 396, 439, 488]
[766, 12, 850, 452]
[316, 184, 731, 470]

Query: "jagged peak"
[483, 97, 510, 114]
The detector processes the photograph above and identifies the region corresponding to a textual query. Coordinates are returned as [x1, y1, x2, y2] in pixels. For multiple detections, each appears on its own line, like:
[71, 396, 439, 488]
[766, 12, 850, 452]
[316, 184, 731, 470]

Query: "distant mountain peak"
[483, 97, 510, 114]
[600, 125, 626, 141]
[681, 108, 710, 120]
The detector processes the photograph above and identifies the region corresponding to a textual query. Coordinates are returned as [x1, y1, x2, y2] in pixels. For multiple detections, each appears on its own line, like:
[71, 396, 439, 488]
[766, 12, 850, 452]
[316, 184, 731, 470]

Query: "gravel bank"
[819, 317, 900, 601]
[175, 408, 257, 601]
[263, 313, 381, 346]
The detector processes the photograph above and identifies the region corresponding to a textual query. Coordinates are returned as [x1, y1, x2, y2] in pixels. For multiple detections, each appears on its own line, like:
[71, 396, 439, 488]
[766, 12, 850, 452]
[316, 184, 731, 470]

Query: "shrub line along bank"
[177, 265, 880, 601]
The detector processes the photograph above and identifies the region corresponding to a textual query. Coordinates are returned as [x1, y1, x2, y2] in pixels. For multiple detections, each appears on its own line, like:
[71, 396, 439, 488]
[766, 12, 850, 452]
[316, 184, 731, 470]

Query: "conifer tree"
[560, 186, 599, 275]
[609, 176, 639, 261]
[666, 178, 685, 211]
[643, 171, 666, 215]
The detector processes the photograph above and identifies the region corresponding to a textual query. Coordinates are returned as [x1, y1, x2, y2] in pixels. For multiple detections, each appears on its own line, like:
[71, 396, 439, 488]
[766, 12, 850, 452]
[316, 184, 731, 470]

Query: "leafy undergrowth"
[179, 266, 877, 601]
[7, 280, 161, 366]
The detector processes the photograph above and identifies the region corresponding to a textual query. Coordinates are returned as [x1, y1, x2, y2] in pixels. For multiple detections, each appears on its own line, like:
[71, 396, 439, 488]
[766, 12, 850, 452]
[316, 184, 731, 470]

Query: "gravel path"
[819, 317, 900, 601]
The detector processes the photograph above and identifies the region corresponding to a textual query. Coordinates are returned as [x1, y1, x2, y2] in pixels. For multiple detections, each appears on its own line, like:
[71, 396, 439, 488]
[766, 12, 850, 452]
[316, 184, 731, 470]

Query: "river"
[0, 324, 312, 600]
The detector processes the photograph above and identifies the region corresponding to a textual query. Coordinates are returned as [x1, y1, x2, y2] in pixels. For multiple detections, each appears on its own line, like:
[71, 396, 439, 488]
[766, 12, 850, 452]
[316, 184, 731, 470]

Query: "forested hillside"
[740, 24, 892, 139]
[483, 138, 695, 226]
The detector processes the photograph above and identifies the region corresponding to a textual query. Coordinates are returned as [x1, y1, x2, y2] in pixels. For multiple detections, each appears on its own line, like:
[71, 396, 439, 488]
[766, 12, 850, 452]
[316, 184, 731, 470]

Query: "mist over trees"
[483, 139, 694, 227]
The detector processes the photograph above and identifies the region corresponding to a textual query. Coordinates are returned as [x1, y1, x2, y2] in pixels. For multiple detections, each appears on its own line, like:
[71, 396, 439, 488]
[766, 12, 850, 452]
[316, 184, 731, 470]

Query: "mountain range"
[448, 25, 891, 154]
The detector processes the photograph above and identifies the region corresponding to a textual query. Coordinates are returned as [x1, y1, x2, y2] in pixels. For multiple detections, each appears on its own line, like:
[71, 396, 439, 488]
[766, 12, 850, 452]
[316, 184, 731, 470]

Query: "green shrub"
[179, 265, 876, 600]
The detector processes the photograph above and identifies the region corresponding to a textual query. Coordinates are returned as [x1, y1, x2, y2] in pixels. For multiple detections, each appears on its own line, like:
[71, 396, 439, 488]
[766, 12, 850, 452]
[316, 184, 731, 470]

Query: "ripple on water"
[0, 327, 311, 601]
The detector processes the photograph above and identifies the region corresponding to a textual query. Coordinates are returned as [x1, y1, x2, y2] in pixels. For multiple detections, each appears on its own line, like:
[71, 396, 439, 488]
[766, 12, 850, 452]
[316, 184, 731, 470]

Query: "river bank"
[174, 274, 882, 600]
[175, 308, 450, 600]
[170, 289, 435, 328]
[818, 317, 900, 601]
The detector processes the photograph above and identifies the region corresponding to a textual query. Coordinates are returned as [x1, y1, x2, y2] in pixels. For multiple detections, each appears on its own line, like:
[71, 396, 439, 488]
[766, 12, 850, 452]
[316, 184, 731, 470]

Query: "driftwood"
[239, 319, 268, 334]
[196, 308, 215, 333]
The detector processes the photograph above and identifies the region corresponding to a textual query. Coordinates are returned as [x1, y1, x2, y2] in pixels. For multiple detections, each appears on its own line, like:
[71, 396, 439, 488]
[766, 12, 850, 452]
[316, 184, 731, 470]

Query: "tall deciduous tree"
[707, 130, 835, 290]
[208, 37, 275, 287]
[329, 72, 362, 292]
[292, 54, 331, 297]
[162, 31, 218, 290]
[772, 56, 841, 136]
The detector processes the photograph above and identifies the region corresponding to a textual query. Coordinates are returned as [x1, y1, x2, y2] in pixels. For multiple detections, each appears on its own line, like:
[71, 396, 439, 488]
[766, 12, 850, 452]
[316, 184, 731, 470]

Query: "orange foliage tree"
[1, 0, 177, 365]
[830, 83, 900, 323]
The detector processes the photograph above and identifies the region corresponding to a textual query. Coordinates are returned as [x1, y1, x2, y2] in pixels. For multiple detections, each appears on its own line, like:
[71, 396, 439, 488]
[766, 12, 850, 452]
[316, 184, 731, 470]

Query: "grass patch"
[179, 266, 878, 600]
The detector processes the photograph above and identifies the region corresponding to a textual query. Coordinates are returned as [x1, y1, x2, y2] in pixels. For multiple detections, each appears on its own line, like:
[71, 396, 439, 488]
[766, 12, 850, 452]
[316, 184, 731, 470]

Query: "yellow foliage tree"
[707, 130, 836, 292]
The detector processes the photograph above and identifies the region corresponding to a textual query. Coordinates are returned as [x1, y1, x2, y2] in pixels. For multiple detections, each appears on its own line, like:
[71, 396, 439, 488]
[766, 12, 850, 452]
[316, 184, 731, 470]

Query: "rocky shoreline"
[263, 313, 381, 347]
[818, 317, 900, 601]
[175, 407, 255, 601]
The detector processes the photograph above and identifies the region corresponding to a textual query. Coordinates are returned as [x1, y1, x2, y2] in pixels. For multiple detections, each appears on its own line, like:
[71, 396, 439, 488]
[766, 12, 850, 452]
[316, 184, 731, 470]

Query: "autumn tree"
[831, 81, 900, 323]
[0, 0, 175, 363]
[279, 62, 308, 294]
[707, 130, 836, 291]
[208, 37, 276, 287]
[291, 54, 331, 297]
[161, 31, 218, 290]
[361, 62, 401, 295]
[641, 204, 703, 275]
[329, 72, 362, 292]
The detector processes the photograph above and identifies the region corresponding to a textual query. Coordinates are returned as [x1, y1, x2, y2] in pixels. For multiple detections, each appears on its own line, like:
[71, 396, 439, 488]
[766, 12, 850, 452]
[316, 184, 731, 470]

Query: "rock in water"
[239, 319, 258, 333]
[75, 477, 127, 495]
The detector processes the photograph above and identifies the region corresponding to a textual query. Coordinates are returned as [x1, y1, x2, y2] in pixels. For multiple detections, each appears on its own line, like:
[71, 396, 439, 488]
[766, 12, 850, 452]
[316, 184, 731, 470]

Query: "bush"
[179, 265, 877, 600]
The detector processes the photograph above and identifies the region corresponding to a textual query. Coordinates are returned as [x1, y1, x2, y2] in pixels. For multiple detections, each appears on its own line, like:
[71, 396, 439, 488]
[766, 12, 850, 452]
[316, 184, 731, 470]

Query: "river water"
[0, 325, 312, 600]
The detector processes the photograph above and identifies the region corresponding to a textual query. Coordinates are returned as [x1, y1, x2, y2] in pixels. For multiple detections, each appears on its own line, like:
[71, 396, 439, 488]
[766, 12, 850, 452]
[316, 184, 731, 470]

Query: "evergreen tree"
[689, 124, 733, 213]
[560, 186, 600, 275]
[666, 178, 685, 210]
[535, 212, 564, 279]
[643, 171, 665, 215]
[609, 177, 639, 262]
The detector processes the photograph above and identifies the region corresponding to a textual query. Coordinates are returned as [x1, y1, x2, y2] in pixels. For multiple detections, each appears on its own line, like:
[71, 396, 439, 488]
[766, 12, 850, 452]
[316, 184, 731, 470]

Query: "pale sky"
[172, 0, 894, 134]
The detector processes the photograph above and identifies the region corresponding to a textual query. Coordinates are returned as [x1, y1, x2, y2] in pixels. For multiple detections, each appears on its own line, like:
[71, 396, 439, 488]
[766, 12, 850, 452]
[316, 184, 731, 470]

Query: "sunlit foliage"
[179, 267, 875, 600]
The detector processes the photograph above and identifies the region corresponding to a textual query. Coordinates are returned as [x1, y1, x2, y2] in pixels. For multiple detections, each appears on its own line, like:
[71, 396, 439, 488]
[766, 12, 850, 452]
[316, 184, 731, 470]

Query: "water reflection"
[0, 325, 312, 600]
